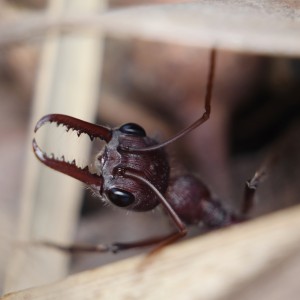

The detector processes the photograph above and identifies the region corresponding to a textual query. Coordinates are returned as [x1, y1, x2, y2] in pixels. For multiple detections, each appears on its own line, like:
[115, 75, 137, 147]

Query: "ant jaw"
[32, 113, 113, 192]
[34, 114, 112, 143]
[32, 138, 104, 193]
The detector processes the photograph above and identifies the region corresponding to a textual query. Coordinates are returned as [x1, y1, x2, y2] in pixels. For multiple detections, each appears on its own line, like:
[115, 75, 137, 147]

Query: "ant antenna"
[124, 170, 186, 239]
[127, 48, 216, 152]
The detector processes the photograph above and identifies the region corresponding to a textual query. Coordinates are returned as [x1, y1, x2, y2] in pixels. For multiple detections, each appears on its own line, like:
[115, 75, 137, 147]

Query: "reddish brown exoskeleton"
[32, 49, 260, 254]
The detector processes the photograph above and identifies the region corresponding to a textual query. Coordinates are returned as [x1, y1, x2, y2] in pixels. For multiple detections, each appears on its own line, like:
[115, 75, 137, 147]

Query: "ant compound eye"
[119, 123, 146, 137]
[106, 188, 135, 207]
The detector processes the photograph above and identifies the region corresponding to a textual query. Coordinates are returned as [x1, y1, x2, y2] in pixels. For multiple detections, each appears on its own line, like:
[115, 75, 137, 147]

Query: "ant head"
[33, 115, 170, 212]
[95, 122, 169, 211]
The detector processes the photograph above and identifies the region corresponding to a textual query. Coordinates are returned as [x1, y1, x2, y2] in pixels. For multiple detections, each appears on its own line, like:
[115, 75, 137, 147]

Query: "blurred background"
[0, 0, 300, 298]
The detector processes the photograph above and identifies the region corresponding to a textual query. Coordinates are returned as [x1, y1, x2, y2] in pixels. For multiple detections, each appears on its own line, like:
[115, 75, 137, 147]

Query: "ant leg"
[32, 241, 112, 253]
[112, 230, 186, 253]
[242, 153, 278, 215]
[242, 170, 265, 216]
[123, 170, 187, 253]
[34, 229, 185, 254]
[33, 232, 183, 254]
[34, 171, 187, 255]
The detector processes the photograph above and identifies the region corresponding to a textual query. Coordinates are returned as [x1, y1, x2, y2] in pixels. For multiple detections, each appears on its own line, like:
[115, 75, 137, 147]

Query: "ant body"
[33, 49, 261, 254]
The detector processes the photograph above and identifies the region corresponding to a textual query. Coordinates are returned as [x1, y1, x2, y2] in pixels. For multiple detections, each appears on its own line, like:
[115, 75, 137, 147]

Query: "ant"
[32, 49, 264, 254]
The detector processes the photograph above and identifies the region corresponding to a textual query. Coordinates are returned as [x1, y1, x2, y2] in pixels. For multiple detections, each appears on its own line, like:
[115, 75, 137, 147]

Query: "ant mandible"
[32, 49, 262, 254]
